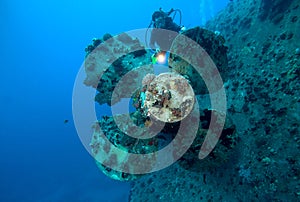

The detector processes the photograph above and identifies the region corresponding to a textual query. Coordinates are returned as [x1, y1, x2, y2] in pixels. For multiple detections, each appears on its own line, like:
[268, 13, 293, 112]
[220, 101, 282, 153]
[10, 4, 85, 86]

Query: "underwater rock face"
[129, 0, 300, 201]
[258, 0, 293, 24]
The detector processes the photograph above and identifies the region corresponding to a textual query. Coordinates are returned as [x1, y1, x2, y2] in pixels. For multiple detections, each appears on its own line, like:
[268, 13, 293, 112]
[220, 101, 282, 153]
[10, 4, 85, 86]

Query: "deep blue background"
[0, 0, 229, 201]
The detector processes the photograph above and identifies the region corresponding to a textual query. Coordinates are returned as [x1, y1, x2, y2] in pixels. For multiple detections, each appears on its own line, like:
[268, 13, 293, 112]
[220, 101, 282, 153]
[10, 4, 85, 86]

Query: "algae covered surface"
[130, 1, 300, 201]
[81, 0, 300, 201]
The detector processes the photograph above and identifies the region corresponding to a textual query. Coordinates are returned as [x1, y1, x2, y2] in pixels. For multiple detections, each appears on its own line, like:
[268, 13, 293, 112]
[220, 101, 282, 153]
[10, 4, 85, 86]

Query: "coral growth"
[84, 32, 151, 105]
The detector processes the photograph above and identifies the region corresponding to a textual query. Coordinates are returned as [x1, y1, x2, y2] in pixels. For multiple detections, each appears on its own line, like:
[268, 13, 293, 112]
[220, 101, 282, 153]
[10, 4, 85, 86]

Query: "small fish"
[64, 119, 69, 124]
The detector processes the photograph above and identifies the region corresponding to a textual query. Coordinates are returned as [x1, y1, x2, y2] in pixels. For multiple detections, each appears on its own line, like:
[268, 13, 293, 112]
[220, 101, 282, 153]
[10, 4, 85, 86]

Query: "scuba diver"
[146, 8, 184, 64]
[151, 8, 182, 32]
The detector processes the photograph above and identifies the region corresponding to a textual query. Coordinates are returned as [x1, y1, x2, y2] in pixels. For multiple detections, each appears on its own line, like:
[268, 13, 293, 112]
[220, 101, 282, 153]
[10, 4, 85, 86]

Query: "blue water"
[0, 0, 229, 201]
